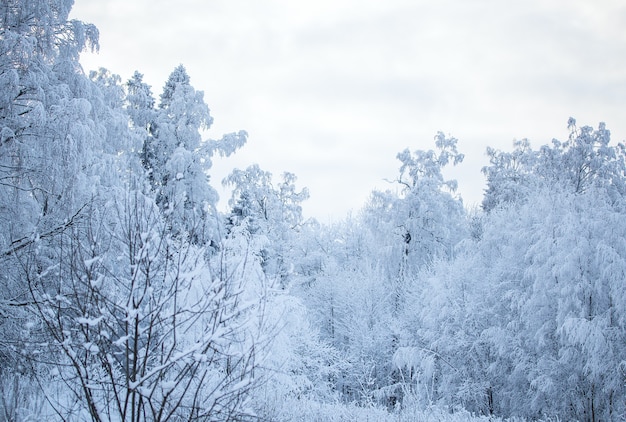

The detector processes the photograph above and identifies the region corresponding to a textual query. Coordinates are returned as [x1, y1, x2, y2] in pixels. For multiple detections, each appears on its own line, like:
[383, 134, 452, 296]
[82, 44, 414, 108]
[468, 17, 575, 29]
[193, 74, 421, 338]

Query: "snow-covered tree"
[291, 134, 468, 408]
[140, 65, 247, 244]
[412, 120, 626, 420]
[0, 2, 136, 419]
[362, 132, 467, 315]
[223, 164, 309, 286]
[0, 2, 264, 420]
[19, 192, 263, 421]
[482, 118, 626, 211]
[0, 0, 95, 359]
[0, 0, 101, 238]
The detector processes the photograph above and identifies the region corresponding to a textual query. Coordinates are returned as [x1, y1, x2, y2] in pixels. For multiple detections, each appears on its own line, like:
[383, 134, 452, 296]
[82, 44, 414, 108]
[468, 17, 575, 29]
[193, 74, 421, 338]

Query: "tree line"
[1, 1, 625, 421]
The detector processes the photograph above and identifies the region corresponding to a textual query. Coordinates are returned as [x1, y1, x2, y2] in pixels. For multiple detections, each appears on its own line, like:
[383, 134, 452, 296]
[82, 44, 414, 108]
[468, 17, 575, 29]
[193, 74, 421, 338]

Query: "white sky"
[71, 0, 626, 222]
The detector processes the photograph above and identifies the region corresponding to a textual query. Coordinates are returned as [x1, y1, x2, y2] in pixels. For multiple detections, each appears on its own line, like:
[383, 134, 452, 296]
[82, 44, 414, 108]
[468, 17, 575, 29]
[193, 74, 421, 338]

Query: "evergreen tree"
[140, 65, 247, 244]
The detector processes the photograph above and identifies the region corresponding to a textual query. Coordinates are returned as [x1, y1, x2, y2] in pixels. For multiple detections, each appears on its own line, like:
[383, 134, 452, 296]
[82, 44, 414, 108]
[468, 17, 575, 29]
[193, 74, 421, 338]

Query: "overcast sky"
[71, 1, 626, 222]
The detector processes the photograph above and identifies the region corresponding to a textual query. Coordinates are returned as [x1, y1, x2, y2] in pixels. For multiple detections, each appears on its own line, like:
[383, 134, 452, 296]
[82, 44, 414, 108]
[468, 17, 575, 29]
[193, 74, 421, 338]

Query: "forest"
[1, 1, 625, 421]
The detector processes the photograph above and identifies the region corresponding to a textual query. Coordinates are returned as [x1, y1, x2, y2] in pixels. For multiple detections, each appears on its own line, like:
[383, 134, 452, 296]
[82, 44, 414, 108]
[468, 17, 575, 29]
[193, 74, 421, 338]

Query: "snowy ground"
[260, 398, 539, 421]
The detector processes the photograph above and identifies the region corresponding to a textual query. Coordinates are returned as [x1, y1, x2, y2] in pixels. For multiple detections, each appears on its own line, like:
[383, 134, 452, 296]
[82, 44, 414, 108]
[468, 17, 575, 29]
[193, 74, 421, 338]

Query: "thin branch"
[3, 203, 88, 257]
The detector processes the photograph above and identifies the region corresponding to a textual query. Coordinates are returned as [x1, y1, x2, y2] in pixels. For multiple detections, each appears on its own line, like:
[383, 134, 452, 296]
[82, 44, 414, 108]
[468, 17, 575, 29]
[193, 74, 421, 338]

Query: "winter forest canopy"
[1, 1, 626, 421]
